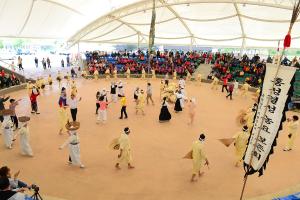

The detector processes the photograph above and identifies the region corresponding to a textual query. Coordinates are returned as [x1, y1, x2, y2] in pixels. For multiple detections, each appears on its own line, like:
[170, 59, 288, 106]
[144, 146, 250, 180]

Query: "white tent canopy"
[1, 0, 300, 48]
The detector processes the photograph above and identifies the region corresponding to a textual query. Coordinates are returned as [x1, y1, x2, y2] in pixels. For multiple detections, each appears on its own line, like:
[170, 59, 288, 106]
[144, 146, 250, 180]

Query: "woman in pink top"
[97, 96, 109, 124]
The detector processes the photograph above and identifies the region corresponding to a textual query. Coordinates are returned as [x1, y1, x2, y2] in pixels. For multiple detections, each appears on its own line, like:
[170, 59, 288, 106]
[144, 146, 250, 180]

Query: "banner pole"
[239, 50, 285, 200]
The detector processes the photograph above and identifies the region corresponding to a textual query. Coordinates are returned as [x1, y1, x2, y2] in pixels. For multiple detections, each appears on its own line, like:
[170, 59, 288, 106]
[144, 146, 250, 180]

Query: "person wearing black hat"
[191, 133, 209, 182]
[284, 115, 299, 151]
[115, 127, 134, 169]
[233, 125, 249, 167]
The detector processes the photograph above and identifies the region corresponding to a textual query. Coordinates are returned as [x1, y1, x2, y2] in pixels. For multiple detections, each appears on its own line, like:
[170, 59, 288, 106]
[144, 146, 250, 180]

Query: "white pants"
[69, 144, 82, 166]
[3, 128, 13, 148]
[111, 94, 117, 102]
[97, 110, 107, 122]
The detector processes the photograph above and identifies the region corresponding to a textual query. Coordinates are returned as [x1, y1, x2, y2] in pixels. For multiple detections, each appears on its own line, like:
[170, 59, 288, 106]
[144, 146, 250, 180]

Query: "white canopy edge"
[67, 0, 298, 48]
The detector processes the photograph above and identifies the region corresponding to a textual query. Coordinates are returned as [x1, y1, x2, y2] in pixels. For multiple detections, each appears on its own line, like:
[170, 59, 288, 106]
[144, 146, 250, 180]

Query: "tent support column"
[138, 33, 141, 49]
[240, 37, 246, 58]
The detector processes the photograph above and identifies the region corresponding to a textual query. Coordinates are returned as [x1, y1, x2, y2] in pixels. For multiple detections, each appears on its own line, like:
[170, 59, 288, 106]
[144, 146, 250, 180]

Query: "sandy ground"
[0, 78, 300, 200]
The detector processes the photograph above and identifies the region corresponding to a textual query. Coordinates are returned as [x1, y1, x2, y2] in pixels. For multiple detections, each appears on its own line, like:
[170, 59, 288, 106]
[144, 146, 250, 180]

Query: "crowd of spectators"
[0, 69, 21, 89]
[209, 53, 266, 87]
[85, 49, 206, 76]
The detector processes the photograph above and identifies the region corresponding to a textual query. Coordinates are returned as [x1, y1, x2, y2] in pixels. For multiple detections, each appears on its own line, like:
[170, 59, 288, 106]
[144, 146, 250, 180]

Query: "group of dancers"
[2, 68, 299, 184]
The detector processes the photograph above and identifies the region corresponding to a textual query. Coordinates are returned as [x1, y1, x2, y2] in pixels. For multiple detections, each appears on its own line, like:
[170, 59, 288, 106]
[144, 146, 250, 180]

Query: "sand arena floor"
[1, 78, 300, 200]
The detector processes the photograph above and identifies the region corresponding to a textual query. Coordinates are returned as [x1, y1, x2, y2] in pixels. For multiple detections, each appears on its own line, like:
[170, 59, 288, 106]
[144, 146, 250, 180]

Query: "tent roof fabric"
[1, 0, 300, 47]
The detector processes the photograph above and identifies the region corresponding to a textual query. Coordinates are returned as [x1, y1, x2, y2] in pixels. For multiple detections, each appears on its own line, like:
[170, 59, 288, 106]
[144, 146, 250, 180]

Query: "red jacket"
[30, 93, 39, 102]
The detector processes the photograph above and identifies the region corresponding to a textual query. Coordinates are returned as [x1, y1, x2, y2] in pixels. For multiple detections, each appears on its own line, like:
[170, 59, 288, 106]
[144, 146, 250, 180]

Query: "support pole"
[240, 37, 246, 58]
[138, 33, 140, 50]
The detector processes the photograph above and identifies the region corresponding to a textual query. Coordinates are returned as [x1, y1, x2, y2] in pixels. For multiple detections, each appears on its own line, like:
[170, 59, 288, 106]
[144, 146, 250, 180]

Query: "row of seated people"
[0, 69, 21, 89]
[209, 54, 265, 87]
[85, 50, 204, 76]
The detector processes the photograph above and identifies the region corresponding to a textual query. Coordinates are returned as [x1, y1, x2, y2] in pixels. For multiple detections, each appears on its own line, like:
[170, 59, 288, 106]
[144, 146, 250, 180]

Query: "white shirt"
[68, 98, 79, 109]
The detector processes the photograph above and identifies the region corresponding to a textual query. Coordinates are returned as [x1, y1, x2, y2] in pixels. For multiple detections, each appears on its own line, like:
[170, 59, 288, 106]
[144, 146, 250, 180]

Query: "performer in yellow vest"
[48, 74, 53, 88]
[173, 71, 177, 80]
[196, 73, 202, 86]
[94, 69, 99, 80]
[26, 81, 33, 96]
[211, 76, 219, 90]
[241, 82, 250, 98]
[126, 68, 130, 79]
[115, 127, 134, 169]
[70, 80, 77, 96]
[284, 115, 299, 151]
[113, 68, 117, 79]
[141, 68, 146, 79]
[136, 90, 145, 115]
[105, 68, 110, 80]
[233, 126, 249, 167]
[57, 71, 62, 89]
[191, 134, 209, 182]
[151, 69, 156, 79]
[66, 72, 70, 86]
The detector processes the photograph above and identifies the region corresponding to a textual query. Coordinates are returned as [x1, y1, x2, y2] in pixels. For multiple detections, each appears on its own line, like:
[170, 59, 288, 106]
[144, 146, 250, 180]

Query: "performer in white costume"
[1, 110, 14, 149]
[18, 116, 33, 157]
[59, 122, 84, 168]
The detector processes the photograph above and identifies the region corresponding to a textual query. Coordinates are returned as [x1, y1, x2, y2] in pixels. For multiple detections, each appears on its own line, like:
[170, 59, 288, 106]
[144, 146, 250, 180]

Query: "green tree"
[13, 39, 25, 49]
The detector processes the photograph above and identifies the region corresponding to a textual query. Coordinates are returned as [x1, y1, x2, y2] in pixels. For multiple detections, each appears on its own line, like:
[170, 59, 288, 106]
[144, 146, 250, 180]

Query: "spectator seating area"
[209, 53, 266, 88]
[0, 69, 21, 89]
[85, 50, 205, 76]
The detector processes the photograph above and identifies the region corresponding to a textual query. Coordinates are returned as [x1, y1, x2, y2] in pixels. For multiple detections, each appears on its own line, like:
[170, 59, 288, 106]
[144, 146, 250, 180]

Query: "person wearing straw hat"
[18, 116, 33, 157]
[233, 125, 249, 167]
[115, 127, 134, 169]
[136, 89, 145, 115]
[1, 109, 14, 149]
[59, 122, 84, 168]
[191, 134, 209, 182]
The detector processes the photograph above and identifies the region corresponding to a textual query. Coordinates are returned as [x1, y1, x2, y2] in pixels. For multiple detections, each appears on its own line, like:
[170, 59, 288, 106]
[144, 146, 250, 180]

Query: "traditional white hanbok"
[19, 122, 33, 156]
[2, 115, 13, 149]
[60, 131, 83, 167]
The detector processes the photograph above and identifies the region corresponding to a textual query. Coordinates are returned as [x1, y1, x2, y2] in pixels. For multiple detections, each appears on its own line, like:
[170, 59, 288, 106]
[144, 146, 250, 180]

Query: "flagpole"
[239, 49, 285, 200]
